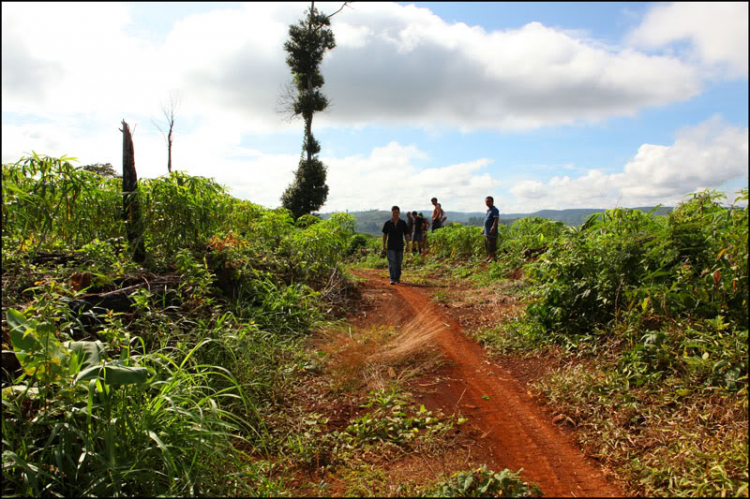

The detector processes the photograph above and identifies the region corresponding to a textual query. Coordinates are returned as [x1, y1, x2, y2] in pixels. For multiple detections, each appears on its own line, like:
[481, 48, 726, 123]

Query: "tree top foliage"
[284, 7, 336, 93]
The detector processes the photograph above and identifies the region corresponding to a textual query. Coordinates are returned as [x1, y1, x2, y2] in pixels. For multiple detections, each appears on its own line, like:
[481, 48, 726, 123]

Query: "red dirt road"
[354, 269, 624, 497]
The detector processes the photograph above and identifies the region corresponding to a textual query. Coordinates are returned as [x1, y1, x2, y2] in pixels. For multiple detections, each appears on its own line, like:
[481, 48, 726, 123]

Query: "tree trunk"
[305, 115, 313, 162]
[121, 120, 146, 263]
[167, 123, 173, 173]
[306, 1, 315, 164]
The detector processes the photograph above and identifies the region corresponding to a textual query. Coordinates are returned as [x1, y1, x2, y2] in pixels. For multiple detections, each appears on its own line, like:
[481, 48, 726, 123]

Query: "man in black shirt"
[382, 206, 411, 285]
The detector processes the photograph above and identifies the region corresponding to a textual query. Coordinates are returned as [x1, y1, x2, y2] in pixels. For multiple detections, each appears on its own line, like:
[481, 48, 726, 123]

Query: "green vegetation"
[2, 153, 521, 497]
[343, 387, 456, 447]
[4, 151, 746, 497]
[426, 465, 541, 497]
[2, 154, 357, 496]
[356, 189, 748, 497]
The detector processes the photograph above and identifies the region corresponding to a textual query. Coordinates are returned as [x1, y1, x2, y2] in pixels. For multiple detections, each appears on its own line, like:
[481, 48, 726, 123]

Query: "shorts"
[432, 220, 442, 231]
[412, 232, 423, 242]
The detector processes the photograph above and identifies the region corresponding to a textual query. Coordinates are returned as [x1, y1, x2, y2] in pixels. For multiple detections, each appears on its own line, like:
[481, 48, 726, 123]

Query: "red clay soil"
[353, 269, 624, 498]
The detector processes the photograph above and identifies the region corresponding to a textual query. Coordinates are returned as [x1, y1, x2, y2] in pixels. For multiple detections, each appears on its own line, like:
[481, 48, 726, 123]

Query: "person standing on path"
[483, 196, 500, 263]
[411, 211, 425, 255]
[382, 206, 411, 284]
[406, 211, 415, 253]
[420, 212, 430, 254]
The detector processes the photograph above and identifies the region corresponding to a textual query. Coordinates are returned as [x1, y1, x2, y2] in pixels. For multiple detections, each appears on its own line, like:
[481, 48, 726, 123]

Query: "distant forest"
[321, 207, 674, 235]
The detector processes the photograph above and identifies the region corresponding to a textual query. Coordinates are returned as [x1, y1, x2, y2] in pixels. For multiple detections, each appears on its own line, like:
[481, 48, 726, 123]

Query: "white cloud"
[508, 116, 749, 211]
[510, 180, 549, 200]
[627, 2, 748, 78]
[323, 142, 496, 212]
[319, 8, 703, 130]
[2, 1, 708, 133]
[1, 3, 166, 117]
[617, 116, 749, 200]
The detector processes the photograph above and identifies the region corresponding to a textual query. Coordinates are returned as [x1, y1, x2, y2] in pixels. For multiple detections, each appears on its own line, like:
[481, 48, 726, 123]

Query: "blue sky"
[2, 2, 747, 213]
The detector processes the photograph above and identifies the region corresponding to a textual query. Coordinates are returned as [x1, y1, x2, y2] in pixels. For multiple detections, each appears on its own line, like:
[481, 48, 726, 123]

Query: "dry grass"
[316, 309, 446, 395]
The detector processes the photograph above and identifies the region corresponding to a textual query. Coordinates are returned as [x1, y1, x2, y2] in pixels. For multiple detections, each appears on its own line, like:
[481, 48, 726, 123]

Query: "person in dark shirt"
[381, 206, 411, 284]
[406, 211, 415, 253]
[483, 196, 500, 263]
[411, 210, 424, 255]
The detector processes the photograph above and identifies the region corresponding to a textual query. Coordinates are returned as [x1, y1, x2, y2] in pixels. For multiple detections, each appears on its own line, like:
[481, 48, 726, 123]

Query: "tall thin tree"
[280, 2, 347, 219]
[153, 90, 182, 174]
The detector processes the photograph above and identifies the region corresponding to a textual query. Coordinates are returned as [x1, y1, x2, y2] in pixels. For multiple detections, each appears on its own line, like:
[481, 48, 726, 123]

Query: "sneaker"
[390, 280, 395, 285]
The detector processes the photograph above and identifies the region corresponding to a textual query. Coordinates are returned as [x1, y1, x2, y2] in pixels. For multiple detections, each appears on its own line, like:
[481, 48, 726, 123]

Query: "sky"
[2, 1, 748, 213]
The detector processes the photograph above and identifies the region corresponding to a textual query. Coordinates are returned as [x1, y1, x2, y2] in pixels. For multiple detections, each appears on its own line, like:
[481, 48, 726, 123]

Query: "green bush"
[2, 153, 122, 249]
[429, 223, 484, 259]
[525, 191, 748, 342]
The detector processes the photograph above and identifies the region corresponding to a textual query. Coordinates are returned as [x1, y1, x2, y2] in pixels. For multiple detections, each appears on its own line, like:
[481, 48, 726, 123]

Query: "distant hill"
[320, 207, 673, 235]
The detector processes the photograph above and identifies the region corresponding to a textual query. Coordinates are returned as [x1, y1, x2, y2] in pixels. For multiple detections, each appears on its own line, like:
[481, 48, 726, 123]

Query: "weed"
[424, 465, 542, 497]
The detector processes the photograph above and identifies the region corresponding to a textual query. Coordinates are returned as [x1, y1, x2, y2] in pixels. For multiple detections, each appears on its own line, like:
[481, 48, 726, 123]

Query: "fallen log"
[78, 275, 182, 313]
[31, 251, 81, 266]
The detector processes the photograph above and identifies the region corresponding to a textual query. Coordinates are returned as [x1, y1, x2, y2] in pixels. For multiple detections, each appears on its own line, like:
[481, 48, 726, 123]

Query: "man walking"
[483, 196, 500, 263]
[382, 206, 411, 284]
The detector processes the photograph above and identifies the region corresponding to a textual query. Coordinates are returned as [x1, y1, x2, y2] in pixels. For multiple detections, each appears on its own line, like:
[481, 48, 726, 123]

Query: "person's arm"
[382, 233, 387, 252]
[491, 209, 499, 234]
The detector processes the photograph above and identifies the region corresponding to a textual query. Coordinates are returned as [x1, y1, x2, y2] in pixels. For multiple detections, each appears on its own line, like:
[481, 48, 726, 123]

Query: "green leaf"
[462, 474, 474, 492]
[7, 309, 43, 357]
[75, 363, 148, 386]
[68, 340, 105, 371]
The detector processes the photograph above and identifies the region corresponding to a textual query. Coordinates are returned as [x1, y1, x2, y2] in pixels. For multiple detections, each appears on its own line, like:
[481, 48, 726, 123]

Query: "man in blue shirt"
[483, 196, 500, 263]
[382, 206, 411, 284]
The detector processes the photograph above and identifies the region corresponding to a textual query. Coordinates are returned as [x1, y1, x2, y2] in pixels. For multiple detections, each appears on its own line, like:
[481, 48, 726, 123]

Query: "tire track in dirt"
[353, 269, 624, 497]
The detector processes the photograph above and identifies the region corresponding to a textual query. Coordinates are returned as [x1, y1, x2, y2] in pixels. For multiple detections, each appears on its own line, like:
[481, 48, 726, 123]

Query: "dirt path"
[353, 268, 624, 497]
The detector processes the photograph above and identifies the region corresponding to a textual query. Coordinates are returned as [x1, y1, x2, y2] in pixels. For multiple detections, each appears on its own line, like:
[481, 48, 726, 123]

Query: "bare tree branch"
[312, 2, 351, 34]
[326, 1, 351, 19]
[152, 90, 182, 173]
[275, 81, 300, 123]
